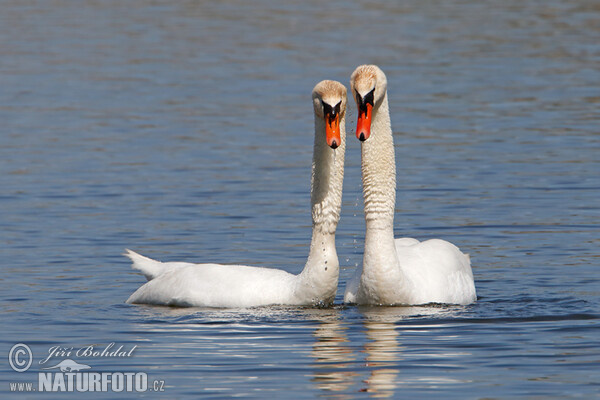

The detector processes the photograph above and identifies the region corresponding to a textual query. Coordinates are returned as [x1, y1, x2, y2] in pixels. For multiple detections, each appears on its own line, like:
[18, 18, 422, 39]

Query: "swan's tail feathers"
[124, 249, 164, 281]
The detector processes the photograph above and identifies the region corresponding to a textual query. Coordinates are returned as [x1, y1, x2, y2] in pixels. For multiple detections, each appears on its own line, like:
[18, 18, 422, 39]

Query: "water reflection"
[358, 306, 436, 397]
[362, 319, 401, 397]
[127, 304, 465, 397]
[306, 306, 458, 397]
[306, 309, 358, 394]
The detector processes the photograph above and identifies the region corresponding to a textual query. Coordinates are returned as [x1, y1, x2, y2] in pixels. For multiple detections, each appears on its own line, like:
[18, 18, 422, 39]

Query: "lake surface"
[1, 0, 599, 398]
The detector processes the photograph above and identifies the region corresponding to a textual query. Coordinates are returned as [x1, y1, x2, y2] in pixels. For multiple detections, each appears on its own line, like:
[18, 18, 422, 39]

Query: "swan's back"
[395, 238, 476, 305]
[127, 262, 297, 307]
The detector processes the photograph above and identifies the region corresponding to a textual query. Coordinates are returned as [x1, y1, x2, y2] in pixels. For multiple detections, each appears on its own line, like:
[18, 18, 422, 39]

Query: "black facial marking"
[356, 88, 375, 117]
[322, 100, 342, 126]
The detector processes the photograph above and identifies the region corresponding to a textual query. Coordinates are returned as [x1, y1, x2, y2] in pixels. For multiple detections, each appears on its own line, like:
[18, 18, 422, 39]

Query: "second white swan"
[126, 80, 348, 308]
[344, 65, 476, 306]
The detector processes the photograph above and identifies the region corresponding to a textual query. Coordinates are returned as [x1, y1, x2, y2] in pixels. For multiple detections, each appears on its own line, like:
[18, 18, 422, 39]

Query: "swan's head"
[312, 80, 347, 149]
[350, 65, 387, 141]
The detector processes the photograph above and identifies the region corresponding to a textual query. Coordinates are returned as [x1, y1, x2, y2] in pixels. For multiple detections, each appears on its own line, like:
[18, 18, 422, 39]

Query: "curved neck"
[310, 114, 346, 235]
[361, 93, 396, 232]
[295, 113, 346, 301]
[360, 92, 401, 290]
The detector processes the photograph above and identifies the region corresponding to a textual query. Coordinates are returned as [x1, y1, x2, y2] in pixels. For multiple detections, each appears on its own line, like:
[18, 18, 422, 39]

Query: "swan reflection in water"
[307, 307, 403, 397]
[361, 313, 403, 397]
[306, 305, 462, 398]
[307, 308, 358, 393]
[128, 304, 462, 397]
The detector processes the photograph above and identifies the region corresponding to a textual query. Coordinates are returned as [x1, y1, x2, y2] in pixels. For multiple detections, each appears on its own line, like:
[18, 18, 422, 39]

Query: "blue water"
[1, 0, 599, 398]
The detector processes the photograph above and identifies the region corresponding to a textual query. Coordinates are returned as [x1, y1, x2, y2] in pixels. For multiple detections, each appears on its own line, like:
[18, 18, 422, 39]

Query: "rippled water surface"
[1, 1, 599, 398]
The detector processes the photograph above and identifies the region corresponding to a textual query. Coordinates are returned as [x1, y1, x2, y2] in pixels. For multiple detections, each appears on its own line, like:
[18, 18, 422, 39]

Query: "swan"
[344, 65, 476, 306]
[126, 80, 348, 308]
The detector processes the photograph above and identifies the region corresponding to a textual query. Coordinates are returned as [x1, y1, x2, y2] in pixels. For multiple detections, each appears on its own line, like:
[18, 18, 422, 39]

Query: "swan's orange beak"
[356, 89, 375, 141]
[356, 103, 372, 141]
[325, 111, 341, 149]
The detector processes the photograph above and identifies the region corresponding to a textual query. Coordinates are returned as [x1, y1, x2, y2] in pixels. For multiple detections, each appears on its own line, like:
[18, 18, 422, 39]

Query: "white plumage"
[126, 80, 348, 308]
[344, 65, 476, 306]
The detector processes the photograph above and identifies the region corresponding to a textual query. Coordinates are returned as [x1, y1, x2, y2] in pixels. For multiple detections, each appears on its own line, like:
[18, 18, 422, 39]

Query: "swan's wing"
[395, 238, 476, 305]
[126, 263, 296, 307]
[394, 237, 420, 247]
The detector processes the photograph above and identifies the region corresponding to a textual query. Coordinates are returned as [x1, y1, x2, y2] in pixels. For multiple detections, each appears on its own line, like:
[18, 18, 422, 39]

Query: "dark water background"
[1, 1, 598, 398]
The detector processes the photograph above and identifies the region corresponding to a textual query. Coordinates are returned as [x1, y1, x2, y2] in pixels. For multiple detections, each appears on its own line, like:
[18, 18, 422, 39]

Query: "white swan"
[344, 65, 476, 306]
[126, 80, 348, 308]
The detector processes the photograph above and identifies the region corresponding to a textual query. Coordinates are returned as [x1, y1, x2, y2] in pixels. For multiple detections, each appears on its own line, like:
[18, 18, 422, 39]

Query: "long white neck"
[295, 113, 346, 303]
[362, 93, 395, 232]
[360, 93, 402, 291]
